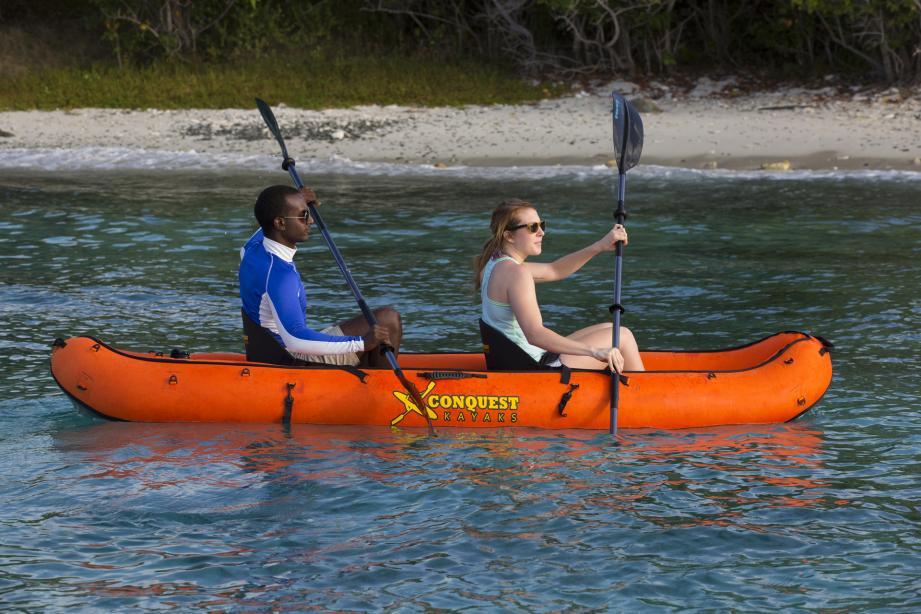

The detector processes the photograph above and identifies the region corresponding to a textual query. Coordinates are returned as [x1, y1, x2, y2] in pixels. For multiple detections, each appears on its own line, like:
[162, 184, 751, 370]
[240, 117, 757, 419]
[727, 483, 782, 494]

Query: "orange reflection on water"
[49, 420, 833, 609]
[55, 422, 424, 480]
[54, 421, 830, 529]
[426, 423, 830, 533]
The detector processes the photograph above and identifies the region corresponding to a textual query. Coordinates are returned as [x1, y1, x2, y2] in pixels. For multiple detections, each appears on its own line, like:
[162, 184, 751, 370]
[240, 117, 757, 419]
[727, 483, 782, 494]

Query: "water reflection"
[39, 421, 834, 609]
[53, 423, 415, 486]
[53, 421, 828, 525]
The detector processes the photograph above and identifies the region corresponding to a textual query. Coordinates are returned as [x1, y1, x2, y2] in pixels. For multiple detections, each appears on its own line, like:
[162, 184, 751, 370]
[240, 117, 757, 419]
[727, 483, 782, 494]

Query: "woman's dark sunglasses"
[507, 220, 546, 233]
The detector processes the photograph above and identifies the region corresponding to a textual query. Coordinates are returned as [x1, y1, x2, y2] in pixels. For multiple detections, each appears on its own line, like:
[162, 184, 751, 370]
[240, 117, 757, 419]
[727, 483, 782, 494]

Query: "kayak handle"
[418, 371, 488, 380]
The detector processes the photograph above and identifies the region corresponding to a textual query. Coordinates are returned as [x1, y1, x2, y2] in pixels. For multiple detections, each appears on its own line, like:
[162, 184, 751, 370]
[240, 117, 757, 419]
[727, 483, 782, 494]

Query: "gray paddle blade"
[624, 99, 644, 169]
[611, 92, 644, 173]
[255, 97, 289, 157]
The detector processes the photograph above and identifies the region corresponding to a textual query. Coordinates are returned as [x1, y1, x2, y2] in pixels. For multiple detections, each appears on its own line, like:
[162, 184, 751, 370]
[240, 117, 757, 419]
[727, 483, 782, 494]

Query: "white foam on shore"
[1, 146, 920, 182]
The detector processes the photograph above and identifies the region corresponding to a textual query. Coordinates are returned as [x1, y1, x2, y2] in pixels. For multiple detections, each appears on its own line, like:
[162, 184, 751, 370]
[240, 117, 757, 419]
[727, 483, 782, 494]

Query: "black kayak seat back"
[479, 318, 542, 371]
[242, 309, 302, 366]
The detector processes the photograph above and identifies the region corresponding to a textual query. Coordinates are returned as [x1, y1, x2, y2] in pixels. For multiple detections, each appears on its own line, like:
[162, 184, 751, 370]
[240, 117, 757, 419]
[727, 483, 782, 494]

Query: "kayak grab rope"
[336, 365, 369, 383]
[813, 335, 835, 356]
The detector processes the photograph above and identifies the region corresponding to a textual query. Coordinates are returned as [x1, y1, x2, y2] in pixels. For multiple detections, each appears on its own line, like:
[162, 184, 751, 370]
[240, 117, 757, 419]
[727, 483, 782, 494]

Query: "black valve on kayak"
[52, 338, 66, 349]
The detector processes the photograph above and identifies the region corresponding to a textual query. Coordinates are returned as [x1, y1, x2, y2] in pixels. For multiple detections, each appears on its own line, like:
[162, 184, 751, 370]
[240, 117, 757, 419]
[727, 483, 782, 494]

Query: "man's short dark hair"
[254, 185, 298, 231]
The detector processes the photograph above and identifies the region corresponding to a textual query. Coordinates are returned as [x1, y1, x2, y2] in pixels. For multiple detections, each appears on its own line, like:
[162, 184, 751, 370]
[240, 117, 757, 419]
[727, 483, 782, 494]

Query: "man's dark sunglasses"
[507, 220, 546, 233]
[281, 211, 312, 224]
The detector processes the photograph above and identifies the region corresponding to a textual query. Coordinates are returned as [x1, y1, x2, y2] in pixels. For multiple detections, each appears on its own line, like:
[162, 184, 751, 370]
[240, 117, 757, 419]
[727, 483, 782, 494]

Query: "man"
[239, 185, 401, 367]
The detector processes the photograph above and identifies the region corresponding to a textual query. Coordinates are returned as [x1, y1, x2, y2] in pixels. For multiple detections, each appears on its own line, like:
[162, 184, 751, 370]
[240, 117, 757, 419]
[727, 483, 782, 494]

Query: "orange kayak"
[49, 332, 832, 430]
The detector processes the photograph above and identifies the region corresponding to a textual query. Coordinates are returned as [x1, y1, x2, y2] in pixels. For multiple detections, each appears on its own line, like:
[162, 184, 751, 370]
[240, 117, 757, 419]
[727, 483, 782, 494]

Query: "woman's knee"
[619, 326, 637, 346]
[619, 325, 634, 339]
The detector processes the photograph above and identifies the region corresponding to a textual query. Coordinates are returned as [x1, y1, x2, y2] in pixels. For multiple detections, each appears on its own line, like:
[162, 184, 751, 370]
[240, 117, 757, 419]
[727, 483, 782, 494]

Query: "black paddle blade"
[255, 97, 289, 158]
[611, 92, 644, 173]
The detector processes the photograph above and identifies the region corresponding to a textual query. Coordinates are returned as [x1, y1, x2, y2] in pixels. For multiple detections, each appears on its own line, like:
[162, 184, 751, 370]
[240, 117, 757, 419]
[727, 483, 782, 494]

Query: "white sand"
[1, 79, 920, 171]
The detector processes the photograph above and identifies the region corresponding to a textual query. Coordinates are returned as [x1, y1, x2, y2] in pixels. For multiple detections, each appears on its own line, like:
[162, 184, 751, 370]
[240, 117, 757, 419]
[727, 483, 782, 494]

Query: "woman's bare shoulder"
[494, 259, 534, 287]
[493, 258, 525, 274]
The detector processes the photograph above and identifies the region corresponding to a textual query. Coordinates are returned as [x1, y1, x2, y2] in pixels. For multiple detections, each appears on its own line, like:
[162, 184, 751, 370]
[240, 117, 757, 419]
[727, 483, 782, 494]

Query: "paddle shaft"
[608, 91, 643, 436]
[280, 161, 436, 436]
[254, 98, 434, 435]
[283, 164, 377, 326]
[610, 173, 626, 435]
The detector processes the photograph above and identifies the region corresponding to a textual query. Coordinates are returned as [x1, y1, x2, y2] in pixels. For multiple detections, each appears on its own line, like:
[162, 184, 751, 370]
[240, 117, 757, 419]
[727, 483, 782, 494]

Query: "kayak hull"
[50, 332, 832, 430]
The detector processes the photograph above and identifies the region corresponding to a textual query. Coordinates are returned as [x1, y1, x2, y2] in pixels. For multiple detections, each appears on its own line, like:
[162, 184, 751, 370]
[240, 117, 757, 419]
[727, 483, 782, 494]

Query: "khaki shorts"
[298, 325, 361, 367]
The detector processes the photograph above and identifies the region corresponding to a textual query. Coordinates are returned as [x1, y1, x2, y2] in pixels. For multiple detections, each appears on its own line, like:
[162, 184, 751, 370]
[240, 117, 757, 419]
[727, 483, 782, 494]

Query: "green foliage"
[82, 0, 385, 65]
[0, 53, 564, 110]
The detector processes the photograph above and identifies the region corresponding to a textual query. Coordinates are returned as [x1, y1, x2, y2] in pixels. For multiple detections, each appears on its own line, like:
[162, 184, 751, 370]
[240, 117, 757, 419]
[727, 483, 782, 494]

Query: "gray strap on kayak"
[418, 371, 487, 380]
[557, 383, 580, 416]
[557, 366, 577, 416]
[283, 382, 295, 424]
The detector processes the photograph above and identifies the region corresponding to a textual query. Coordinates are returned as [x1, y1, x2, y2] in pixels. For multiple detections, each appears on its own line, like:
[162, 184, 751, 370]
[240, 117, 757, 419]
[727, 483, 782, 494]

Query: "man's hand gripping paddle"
[609, 92, 644, 436]
[255, 97, 437, 436]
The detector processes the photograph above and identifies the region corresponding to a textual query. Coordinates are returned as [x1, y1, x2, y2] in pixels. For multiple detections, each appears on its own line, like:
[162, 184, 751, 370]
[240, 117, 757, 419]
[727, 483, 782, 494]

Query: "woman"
[474, 198, 644, 373]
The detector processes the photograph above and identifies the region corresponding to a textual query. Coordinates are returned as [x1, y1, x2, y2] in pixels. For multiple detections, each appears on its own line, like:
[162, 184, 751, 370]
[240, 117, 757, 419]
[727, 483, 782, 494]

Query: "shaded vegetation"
[1, 0, 919, 110]
[363, 0, 921, 82]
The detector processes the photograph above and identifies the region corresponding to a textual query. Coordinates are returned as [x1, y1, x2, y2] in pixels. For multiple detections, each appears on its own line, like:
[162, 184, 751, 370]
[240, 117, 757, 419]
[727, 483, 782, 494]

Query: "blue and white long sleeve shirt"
[239, 229, 364, 359]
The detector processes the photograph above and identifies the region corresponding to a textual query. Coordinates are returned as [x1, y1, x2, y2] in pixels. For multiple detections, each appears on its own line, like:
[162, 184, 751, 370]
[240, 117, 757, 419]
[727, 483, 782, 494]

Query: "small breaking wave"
[1, 146, 919, 182]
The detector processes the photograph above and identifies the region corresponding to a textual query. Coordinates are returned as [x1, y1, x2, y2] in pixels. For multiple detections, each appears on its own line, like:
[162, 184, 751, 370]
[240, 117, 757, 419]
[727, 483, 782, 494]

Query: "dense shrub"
[2, 0, 919, 82]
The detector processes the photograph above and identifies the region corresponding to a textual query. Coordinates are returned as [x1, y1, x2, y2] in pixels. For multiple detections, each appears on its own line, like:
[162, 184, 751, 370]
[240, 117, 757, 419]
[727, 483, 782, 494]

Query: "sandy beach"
[1, 78, 920, 172]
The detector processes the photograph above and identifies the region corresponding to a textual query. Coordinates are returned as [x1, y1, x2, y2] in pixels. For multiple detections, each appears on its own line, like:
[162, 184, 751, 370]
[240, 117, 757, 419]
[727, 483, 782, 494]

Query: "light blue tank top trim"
[481, 256, 546, 363]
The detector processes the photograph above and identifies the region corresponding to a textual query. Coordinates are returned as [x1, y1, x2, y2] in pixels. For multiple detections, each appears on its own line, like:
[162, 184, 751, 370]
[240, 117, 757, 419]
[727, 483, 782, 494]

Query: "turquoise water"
[1, 168, 919, 610]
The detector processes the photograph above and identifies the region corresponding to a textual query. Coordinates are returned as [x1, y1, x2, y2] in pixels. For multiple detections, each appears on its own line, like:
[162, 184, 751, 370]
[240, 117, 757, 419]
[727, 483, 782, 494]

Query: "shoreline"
[1, 80, 920, 173]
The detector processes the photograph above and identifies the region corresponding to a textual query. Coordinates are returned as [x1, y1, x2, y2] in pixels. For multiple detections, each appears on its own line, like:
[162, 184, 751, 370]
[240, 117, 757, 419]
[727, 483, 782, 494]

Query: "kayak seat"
[479, 318, 542, 371]
[241, 309, 307, 366]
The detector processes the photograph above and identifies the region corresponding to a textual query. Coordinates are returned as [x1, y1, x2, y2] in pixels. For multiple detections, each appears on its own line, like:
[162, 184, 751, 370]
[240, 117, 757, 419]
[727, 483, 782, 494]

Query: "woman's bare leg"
[560, 323, 644, 371]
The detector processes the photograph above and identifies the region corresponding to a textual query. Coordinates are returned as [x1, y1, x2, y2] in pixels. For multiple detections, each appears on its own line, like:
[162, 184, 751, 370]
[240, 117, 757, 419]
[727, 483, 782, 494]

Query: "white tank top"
[480, 256, 546, 362]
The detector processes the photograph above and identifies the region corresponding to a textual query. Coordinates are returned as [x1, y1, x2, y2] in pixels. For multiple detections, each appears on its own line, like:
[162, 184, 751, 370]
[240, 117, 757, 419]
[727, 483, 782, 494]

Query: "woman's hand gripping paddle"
[609, 92, 644, 436]
[255, 98, 437, 436]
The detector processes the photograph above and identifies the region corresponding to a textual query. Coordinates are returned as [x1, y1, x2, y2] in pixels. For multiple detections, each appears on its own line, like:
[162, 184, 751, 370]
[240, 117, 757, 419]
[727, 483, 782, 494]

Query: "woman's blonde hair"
[473, 198, 536, 291]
